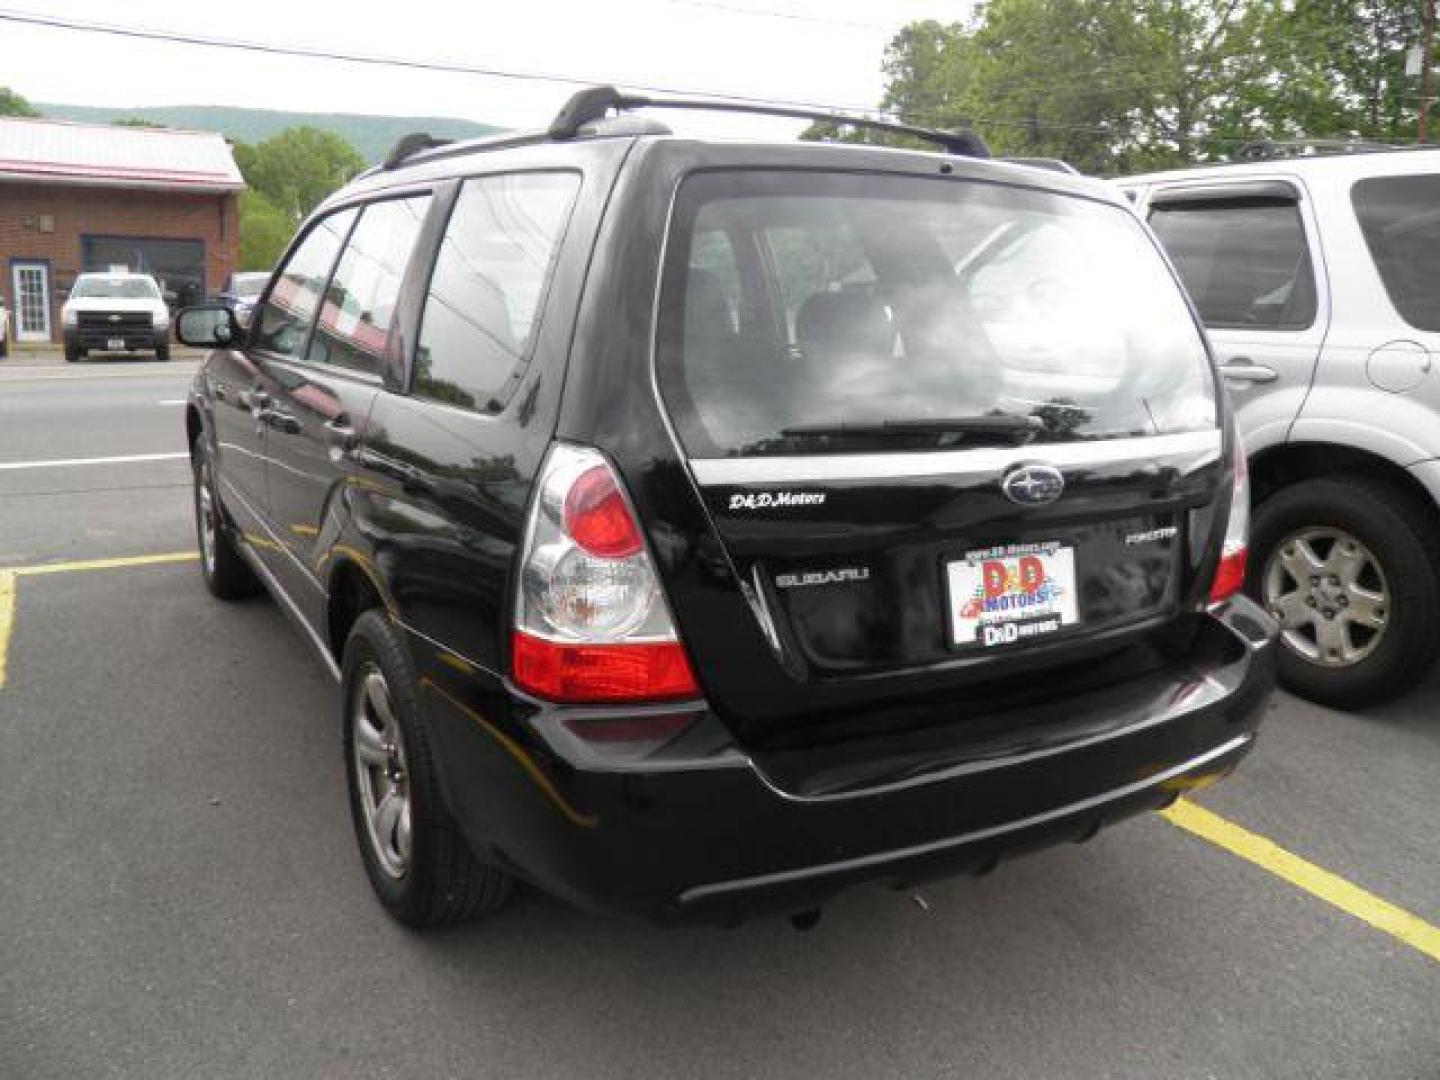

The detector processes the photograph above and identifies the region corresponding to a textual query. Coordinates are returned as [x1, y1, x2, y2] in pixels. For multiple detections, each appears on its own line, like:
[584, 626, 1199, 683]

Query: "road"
[1, 361, 1436, 1080]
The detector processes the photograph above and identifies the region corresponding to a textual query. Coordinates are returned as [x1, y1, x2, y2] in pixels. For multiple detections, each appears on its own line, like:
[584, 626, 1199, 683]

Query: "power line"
[0, 6, 1109, 137]
[660, 0, 895, 32]
[0, 7, 881, 113]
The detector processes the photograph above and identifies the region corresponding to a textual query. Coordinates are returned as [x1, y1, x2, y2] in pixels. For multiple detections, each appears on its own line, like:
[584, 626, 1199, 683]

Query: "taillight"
[1209, 437, 1249, 605]
[512, 444, 700, 703]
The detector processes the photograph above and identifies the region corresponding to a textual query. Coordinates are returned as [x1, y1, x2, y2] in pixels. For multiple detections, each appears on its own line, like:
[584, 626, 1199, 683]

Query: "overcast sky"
[2, 1, 974, 139]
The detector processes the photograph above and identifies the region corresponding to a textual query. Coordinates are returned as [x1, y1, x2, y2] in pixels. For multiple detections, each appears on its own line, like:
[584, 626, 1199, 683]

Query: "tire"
[342, 610, 512, 927]
[0, 333, 8, 358]
[155, 341, 170, 363]
[1247, 474, 1440, 709]
[64, 343, 80, 363]
[191, 441, 261, 600]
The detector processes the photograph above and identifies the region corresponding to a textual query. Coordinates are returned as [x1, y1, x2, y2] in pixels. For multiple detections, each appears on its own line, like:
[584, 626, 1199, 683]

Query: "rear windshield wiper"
[779, 415, 1044, 444]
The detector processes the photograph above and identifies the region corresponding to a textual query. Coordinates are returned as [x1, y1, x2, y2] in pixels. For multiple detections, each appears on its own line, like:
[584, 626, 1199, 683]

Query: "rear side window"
[657, 171, 1216, 457]
[306, 194, 432, 378]
[253, 207, 358, 358]
[1147, 198, 1316, 330]
[1352, 174, 1440, 332]
[413, 172, 580, 412]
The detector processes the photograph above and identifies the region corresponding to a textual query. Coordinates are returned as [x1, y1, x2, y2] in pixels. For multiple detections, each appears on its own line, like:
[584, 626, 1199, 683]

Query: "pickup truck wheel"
[342, 610, 512, 928]
[192, 443, 260, 600]
[1248, 475, 1440, 709]
[155, 342, 170, 363]
[64, 344, 80, 363]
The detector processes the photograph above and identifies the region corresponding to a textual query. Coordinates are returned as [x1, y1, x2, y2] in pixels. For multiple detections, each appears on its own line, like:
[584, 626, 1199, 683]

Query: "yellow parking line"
[0, 570, 15, 689]
[1162, 798, 1440, 963]
[12, 551, 197, 577]
[0, 552, 197, 689]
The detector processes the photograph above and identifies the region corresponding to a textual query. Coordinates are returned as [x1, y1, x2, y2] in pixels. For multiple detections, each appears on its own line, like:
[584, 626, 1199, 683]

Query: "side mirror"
[176, 305, 240, 348]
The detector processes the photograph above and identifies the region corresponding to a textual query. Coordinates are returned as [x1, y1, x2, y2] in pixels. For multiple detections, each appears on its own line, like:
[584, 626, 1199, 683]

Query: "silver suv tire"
[1248, 474, 1440, 709]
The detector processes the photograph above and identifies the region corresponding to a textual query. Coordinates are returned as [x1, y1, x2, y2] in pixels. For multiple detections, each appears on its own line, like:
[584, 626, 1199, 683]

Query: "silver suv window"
[1147, 197, 1317, 331]
[1351, 174, 1440, 333]
[657, 171, 1216, 457]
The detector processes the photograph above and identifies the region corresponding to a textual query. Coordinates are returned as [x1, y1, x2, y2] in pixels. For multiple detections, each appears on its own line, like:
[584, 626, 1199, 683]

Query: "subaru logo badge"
[108, 313, 121, 322]
[1001, 464, 1065, 506]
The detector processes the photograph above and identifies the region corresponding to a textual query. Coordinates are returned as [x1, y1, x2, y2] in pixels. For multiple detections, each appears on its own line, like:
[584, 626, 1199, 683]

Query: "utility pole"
[1423, 0, 1436, 143]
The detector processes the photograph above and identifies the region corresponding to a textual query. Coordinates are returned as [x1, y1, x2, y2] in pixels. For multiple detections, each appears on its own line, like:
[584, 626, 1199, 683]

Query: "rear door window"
[305, 194, 432, 378]
[413, 171, 580, 412]
[253, 208, 358, 359]
[1351, 174, 1440, 332]
[657, 171, 1216, 457]
[1147, 197, 1316, 330]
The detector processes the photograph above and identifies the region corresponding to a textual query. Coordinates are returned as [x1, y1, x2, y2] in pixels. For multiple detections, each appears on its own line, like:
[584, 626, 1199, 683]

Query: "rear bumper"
[418, 598, 1277, 925]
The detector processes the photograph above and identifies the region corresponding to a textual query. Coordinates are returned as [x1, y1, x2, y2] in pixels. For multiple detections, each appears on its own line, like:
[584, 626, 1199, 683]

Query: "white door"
[11, 262, 51, 343]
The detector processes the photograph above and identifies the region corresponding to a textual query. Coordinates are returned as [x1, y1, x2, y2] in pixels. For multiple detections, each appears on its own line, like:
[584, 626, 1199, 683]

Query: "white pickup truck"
[61, 271, 171, 362]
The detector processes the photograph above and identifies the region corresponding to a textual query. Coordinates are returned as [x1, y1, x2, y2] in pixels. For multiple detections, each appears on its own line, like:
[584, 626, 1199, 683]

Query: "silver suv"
[1123, 147, 1440, 708]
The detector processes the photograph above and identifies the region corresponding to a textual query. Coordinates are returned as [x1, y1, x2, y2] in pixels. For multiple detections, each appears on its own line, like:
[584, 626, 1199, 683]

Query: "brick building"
[0, 116, 243, 347]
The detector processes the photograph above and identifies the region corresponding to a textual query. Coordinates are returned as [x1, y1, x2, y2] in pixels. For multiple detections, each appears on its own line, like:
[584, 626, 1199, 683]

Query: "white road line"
[0, 369, 197, 382]
[157, 399, 187, 406]
[0, 452, 189, 471]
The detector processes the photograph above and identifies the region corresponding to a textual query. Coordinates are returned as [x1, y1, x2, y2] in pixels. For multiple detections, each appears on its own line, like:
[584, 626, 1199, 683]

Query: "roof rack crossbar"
[548, 84, 989, 158]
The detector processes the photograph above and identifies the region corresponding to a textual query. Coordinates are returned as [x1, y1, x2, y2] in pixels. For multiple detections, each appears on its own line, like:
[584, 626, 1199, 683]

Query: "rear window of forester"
[656, 170, 1216, 457]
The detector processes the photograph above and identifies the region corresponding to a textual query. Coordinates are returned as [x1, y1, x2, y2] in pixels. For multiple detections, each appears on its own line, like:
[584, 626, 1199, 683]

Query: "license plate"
[947, 543, 1080, 647]
[107, 338, 125, 350]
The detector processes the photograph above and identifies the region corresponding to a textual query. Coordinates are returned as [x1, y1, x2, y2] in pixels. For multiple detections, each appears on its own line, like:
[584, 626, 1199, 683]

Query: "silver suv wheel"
[1263, 527, 1388, 668]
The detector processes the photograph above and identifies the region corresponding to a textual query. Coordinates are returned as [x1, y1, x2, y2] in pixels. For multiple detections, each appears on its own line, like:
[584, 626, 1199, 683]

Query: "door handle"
[323, 416, 359, 460]
[264, 409, 302, 435]
[241, 388, 270, 412]
[1220, 359, 1279, 384]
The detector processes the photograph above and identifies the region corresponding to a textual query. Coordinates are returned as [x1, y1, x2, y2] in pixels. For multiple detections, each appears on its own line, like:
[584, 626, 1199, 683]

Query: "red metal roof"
[0, 115, 245, 193]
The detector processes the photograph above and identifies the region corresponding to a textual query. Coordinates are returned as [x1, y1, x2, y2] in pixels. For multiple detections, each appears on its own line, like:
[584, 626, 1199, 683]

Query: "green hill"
[36, 103, 505, 164]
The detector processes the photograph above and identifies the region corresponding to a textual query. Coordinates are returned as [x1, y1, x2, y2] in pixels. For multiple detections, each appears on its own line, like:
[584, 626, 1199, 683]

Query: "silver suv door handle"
[1220, 359, 1279, 384]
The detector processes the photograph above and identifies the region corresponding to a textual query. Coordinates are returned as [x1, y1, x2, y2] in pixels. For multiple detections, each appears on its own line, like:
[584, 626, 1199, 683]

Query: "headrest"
[795, 290, 893, 360]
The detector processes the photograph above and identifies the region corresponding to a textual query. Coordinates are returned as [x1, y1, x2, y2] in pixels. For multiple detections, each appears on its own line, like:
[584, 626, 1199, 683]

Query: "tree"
[236, 190, 294, 271]
[231, 125, 365, 270]
[0, 86, 40, 117]
[806, 1, 1435, 174]
[233, 126, 364, 224]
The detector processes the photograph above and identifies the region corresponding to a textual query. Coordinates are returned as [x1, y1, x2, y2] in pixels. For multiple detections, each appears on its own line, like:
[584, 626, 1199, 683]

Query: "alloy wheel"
[1263, 527, 1389, 668]
[197, 463, 217, 576]
[351, 664, 413, 879]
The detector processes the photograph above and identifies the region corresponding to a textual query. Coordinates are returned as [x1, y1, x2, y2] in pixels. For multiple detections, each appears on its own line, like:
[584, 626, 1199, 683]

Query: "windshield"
[657, 171, 1216, 457]
[72, 276, 161, 300]
[231, 273, 270, 298]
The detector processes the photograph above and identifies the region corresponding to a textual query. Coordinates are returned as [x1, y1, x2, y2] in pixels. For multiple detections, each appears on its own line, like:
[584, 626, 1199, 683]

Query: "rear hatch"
[649, 168, 1224, 728]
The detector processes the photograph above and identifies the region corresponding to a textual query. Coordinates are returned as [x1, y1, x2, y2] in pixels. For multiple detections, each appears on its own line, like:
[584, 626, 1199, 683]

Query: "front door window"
[11, 262, 51, 342]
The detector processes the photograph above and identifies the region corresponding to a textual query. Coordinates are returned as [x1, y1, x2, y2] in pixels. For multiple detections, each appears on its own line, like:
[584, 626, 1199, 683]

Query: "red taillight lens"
[511, 630, 700, 703]
[1209, 437, 1249, 605]
[563, 465, 643, 558]
[1209, 547, 1248, 604]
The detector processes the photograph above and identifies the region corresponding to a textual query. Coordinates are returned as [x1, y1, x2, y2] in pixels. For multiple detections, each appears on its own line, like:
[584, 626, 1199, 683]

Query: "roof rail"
[548, 84, 990, 158]
[1234, 137, 1403, 162]
[1002, 156, 1079, 175]
[382, 132, 452, 170]
[371, 84, 991, 179]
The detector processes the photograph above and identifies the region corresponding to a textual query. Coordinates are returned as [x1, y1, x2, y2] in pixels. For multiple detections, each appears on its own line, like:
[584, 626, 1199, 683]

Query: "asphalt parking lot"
[1, 358, 1436, 1080]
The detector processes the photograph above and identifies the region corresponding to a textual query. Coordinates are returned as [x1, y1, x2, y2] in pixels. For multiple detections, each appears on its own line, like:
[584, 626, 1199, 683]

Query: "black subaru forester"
[177, 87, 1277, 929]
